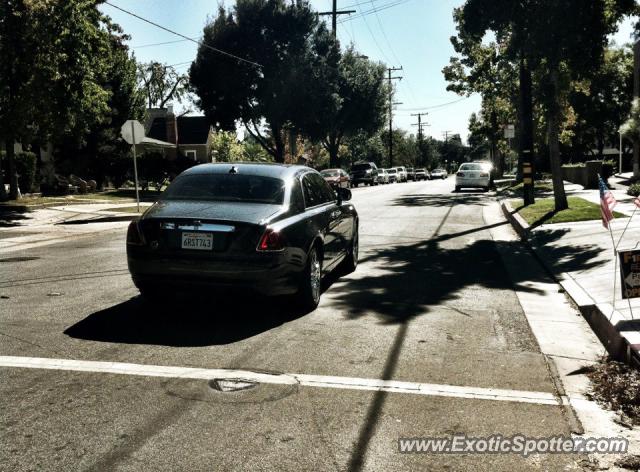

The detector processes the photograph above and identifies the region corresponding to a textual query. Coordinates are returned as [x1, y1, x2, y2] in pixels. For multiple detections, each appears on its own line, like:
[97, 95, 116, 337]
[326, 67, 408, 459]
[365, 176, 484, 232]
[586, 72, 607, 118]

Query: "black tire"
[296, 245, 322, 311]
[455, 186, 461, 192]
[339, 223, 358, 275]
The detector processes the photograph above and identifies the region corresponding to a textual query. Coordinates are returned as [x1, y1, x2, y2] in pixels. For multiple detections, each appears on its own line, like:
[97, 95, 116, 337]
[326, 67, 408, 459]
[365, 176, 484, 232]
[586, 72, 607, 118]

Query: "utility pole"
[411, 113, 429, 167]
[411, 113, 429, 141]
[442, 131, 453, 172]
[319, 1, 356, 38]
[387, 67, 403, 167]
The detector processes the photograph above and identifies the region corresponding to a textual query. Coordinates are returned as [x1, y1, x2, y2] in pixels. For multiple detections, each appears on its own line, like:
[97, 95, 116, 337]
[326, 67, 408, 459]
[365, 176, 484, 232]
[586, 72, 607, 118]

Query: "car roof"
[180, 162, 310, 179]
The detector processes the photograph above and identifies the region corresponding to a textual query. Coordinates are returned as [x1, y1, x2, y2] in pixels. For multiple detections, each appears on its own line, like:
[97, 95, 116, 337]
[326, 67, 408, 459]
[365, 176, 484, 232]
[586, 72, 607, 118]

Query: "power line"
[318, 1, 356, 38]
[387, 67, 403, 167]
[132, 38, 198, 49]
[104, 1, 262, 69]
[368, 0, 418, 103]
[338, 0, 411, 23]
[397, 97, 471, 112]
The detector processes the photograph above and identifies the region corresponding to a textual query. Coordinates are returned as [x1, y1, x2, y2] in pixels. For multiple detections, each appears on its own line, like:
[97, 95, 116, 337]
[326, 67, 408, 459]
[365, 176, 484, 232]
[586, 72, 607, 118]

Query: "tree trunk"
[5, 138, 20, 200]
[634, 138, 640, 177]
[547, 68, 568, 211]
[328, 133, 340, 168]
[272, 127, 285, 163]
[0, 149, 6, 200]
[517, 54, 535, 204]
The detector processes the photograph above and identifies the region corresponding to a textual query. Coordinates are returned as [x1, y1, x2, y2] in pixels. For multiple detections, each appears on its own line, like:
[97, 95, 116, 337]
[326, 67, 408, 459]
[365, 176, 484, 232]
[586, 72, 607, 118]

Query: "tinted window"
[321, 170, 339, 177]
[302, 173, 335, 208]
[351, 163, 372, 171]
[460, 164, 482, 171]
[162, 173, 285, 204]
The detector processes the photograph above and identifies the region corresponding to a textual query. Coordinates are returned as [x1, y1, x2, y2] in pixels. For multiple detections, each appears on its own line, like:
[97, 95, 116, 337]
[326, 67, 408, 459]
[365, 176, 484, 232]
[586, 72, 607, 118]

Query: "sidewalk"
[0, 201, 148, 228]
[501, 179, 640, 365]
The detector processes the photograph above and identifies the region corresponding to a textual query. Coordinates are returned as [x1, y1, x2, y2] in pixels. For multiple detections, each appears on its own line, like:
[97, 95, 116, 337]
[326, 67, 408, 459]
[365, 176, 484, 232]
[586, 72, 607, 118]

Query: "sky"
[100, 0, 637, 144]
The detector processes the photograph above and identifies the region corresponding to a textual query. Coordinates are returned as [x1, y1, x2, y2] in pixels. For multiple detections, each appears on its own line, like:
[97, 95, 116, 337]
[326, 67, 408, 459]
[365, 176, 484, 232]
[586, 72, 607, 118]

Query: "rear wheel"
[296, 245, 322, 311]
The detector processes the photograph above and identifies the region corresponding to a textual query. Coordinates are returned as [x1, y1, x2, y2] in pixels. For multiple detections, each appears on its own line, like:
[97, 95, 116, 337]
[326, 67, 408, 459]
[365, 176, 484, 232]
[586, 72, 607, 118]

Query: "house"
[142, 107, 215, 162]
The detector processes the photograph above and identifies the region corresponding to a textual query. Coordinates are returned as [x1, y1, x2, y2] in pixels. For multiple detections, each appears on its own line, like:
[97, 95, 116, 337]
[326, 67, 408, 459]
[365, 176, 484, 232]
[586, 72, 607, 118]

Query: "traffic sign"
[619, 249, 640, 299]
[504, 124, 515, 139]
[120, 120, 145, 145]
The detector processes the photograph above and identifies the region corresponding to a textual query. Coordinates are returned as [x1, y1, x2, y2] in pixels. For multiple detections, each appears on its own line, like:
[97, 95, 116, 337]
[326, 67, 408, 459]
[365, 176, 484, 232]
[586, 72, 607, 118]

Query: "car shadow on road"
[64, 294, 310, 347]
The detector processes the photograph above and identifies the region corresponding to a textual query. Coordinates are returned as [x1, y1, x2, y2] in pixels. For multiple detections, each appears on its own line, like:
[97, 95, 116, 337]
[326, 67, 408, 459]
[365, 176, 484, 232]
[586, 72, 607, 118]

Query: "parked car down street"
[386, 168, 398, 183]
[430, 168, 447, 180]
[415, 168, 428, 181]
[396, 166, 408, 182]
[320, 168, 351, 189]
[127, 163, 359, 311]
[455, 163, 490, 191]
[376, 169, 390, 185]
[349, 161, 379, 187]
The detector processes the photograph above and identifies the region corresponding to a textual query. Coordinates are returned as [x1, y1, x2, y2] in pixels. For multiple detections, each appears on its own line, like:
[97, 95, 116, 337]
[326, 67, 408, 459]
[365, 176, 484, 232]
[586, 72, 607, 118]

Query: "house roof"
[141, 136, 175, 148]
[177, 116, 210, 145]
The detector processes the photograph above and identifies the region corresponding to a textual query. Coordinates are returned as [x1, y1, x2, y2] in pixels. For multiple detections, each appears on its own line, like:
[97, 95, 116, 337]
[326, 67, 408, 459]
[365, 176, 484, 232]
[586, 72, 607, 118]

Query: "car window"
[460, 164, 482, 171]
[321, 170, 339, 177]
[351, 163, 372, 171]
[310, 173, 336, 204]
[162, 173, 285, 204]
[302, 173, 335, 208]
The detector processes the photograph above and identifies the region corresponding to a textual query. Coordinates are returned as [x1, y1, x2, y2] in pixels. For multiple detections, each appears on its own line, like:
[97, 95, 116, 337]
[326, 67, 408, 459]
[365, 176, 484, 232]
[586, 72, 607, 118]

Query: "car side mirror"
[336, 187, 352, 203]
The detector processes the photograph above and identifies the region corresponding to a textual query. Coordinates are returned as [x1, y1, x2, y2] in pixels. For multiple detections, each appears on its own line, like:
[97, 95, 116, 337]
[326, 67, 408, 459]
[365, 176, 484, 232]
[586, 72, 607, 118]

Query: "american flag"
[598, 176, 617, 229]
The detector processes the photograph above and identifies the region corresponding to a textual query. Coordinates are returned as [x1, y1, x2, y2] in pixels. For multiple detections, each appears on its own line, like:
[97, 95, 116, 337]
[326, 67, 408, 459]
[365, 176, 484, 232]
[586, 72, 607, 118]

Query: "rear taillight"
[127, 221, 145, 246]
[480, 172, 489, 177]
[457, 172, 465, 177]
[257, 228, 286, 252]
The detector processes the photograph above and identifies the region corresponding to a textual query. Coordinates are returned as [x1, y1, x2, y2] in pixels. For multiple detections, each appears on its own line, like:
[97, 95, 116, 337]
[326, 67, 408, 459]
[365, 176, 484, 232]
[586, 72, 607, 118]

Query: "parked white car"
[376, 169, 389, 184]
[396, 166, 408, 182]
[455, 163, 491, 191]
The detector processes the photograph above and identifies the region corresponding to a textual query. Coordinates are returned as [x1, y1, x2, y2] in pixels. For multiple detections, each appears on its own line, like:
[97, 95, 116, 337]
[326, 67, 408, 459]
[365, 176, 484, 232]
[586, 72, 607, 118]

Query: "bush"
[628, 183, 640, 197]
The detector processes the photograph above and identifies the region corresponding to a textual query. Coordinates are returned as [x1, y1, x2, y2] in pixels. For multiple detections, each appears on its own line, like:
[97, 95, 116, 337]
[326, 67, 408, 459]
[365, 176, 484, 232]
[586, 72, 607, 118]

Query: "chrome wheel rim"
[310, 249, 321, 303]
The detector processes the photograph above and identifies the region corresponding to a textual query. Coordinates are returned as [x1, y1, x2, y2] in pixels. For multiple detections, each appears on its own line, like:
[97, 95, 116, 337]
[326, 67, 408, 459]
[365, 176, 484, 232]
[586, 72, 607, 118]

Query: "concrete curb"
[499, 200, 640, 366]
[499, 199, 531, 239]
[56, 213, 140, 225]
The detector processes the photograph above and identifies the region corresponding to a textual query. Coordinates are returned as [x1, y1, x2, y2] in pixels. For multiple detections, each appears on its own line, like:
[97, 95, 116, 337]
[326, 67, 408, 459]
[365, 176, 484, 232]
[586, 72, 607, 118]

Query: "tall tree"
[0, 0, 115, 199]
[301, 48, 388, 167]
[137, 62, 189, 109]
[454, 0, 636, 210]
[190, 0, 332, 163]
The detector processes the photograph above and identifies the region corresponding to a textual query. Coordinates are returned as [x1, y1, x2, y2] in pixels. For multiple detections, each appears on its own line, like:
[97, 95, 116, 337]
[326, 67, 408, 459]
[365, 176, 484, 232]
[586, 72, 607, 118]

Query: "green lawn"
[499, 180, 554, 197]
[510, 196, 625, 227]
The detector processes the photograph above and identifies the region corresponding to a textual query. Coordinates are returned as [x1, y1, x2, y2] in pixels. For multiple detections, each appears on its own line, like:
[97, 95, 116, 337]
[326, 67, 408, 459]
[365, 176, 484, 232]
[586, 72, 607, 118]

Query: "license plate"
[181, 232, 213, 250]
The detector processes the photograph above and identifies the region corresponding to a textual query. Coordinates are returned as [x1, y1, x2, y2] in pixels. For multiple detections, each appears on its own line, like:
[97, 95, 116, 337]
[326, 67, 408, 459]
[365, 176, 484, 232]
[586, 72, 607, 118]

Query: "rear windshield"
[162, 173, 286, 204]
[387, 169, 397, 174]
[321, 170, 339, 177]
[433, 169, 444, 172]
[460, 164, 483, 171]
[351, 163, 372, 171]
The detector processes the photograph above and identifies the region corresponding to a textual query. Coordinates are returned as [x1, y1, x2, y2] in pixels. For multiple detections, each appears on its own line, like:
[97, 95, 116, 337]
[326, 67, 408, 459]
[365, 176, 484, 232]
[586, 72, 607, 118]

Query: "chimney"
[165, 106, 178, 144]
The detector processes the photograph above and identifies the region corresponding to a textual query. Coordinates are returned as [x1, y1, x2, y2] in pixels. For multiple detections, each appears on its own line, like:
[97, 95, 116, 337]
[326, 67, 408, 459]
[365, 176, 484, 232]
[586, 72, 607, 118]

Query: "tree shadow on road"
[0, 207, 30, 228]
[64, 293, 309, 347]
[391, 193, 489, 208]
[330, 222, 604, 471]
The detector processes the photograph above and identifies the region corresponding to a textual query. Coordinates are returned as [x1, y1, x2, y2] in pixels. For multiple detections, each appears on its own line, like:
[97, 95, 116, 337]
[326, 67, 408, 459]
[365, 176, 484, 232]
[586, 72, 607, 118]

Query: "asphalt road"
[1, 178, 587, 471]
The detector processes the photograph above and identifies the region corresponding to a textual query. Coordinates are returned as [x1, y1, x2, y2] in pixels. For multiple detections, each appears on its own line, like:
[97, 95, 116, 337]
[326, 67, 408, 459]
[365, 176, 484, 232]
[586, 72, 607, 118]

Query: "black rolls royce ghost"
[126, 163, 359, 310]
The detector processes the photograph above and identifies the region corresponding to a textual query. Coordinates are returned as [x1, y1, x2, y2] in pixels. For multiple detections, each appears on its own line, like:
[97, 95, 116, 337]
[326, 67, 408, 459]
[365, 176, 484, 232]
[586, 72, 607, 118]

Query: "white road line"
[0, 356, 559, 406]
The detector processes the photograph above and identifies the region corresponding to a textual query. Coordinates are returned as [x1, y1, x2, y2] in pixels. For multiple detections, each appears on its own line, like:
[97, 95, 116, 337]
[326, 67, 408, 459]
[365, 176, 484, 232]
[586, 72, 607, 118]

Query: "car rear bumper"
[127, 250, 303, 296]
[456, 178, 490, 188]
